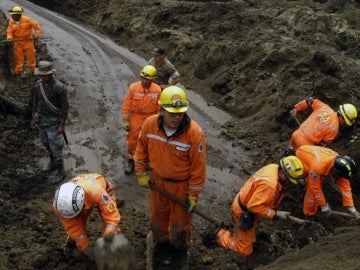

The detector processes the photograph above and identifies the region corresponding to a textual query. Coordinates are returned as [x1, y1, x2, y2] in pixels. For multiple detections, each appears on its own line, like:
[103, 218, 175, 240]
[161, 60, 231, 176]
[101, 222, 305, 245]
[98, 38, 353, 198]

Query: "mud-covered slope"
[30, 0, 360, 166]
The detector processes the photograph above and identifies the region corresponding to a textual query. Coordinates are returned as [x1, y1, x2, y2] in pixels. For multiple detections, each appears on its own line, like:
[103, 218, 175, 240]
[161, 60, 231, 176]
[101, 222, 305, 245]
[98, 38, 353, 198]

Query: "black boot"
[50, 161, 66, 184]
[42, 154, 57, 173]
[201, 224, 221, 246]
[124, 159, 134, 175]
[153, 241, 173, 267]
[175, 249, 190, 270]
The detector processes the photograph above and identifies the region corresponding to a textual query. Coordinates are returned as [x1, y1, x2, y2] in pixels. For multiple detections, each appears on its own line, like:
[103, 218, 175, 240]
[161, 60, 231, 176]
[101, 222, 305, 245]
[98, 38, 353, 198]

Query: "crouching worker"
[202, 156, 305, 258]
[53, 173, 121, 259]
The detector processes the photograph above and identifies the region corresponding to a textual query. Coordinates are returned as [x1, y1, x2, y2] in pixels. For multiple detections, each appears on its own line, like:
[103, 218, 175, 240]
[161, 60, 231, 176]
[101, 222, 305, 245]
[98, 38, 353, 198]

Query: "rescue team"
[6, 4, 360, 268]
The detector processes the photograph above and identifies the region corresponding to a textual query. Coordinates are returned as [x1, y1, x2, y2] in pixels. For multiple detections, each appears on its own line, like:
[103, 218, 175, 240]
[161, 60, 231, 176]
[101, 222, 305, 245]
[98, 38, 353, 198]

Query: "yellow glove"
[136, 172, 151, 188]
[187, 195, 197, 213]
[121, 121, 130, 131]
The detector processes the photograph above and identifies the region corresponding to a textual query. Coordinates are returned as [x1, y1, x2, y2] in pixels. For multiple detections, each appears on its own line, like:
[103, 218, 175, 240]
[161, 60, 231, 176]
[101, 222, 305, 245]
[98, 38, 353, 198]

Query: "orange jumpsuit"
[121, 81, 161, 159]
[6, 15, 41, 74]
[134, 114, 207, 250]
[216, 164, 284, 257]
[290, 99, 339, 150]
[296, 145, 355, 216]
[53, 173, 121, 251]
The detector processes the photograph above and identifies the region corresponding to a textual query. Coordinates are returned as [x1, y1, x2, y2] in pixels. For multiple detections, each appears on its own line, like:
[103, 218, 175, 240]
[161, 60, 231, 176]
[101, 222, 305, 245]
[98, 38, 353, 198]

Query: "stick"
[329, 210, 354, 219]
[293, 115, 301, 126]
[0, 37, 51, 43]
[150, 182, 223, 227]
[287, 215, 310, 224]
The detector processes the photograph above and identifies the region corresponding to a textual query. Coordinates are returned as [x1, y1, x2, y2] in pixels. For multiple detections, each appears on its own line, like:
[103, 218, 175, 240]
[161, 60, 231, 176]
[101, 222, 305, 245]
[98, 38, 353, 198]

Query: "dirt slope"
[1, 0, 360, 269]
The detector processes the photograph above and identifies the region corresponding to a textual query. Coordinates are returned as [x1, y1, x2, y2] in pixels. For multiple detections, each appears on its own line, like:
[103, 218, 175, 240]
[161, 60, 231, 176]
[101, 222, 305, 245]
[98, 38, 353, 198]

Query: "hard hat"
[9, 6, 23, 15]
[333, 156, 357, 179]
[54, 183, 85, 218]
[279, 155, 305, 185]
[158, 86, 189, 113]
[140, 65, 156, 80]
[338, 104, 357, 126]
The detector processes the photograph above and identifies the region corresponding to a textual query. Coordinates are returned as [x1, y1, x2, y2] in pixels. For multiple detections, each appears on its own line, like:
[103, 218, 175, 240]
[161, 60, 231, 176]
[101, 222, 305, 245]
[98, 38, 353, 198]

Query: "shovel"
[94, 233, 135, 270]
[150, 182, 223, 227]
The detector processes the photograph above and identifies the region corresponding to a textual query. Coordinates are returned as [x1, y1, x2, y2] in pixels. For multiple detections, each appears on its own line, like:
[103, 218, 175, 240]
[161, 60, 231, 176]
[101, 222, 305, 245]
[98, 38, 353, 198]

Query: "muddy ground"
[1, 0, 360, 269]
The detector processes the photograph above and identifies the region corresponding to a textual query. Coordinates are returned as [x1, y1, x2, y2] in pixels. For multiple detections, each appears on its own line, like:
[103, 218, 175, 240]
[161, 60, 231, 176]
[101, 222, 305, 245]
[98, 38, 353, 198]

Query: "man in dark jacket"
[31, 61, 69, 184]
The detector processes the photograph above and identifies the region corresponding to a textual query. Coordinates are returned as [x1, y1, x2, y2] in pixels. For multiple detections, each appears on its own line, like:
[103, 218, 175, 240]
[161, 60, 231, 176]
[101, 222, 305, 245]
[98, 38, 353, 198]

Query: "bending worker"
[202, 156, 305, 257]
[134, 86, 206, 268]
[293, 145, 360, 219]
[289, 97, 357, 150]
[53, 173, 121, 257]
[6, 6, 41, 75]
[121, 65, 161, 175]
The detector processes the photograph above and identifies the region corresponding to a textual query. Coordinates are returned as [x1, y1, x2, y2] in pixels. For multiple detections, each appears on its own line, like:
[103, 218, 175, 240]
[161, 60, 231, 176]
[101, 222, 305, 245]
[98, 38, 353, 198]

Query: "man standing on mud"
[31, 61, 69, 184]
[121, 65, 161, 175]
[148, 46, 181, 90]
[6, 6, 41, 76]
[134, 86, 207, 269]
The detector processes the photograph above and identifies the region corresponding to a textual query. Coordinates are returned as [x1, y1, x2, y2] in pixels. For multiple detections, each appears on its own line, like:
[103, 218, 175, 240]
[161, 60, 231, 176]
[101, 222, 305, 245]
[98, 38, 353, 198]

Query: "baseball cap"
[151, 46, 165, 55]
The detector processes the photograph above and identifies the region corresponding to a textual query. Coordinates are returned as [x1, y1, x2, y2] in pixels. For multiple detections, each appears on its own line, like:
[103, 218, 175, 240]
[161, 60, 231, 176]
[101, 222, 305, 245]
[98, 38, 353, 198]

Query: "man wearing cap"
[31, 61, 69, 184]
[148, 46, 181, 90]
[134, 86, 206, 268]
[6, 6, 41, 76]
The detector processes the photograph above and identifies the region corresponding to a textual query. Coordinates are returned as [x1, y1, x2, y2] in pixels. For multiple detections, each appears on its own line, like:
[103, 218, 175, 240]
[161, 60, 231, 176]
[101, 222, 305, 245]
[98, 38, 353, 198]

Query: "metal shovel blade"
[94, 233, 135, 270]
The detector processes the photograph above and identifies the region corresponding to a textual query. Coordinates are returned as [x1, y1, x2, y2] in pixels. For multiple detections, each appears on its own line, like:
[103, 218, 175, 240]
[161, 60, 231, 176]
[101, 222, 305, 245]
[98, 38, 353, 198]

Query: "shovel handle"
[150, 182, 222, 227]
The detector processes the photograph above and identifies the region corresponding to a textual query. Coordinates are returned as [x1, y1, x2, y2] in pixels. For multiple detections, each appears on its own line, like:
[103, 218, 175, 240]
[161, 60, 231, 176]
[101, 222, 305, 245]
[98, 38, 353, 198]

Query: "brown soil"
[1, 0, 360, 269]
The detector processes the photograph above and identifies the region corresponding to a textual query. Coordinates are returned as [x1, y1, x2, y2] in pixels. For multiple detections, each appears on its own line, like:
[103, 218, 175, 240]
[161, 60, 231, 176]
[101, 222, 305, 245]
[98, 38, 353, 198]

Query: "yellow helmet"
[9, 6, 23, 15]
[140, 65, 156, 80]
[158, 86, 189, 113]
[279, 155, 305, 185]
[339, 104, 357, 126]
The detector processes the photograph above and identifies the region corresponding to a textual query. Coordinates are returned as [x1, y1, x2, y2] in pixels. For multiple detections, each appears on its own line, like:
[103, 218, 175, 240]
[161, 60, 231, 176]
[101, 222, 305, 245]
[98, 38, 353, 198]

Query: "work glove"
[320, 203, 332, 214]
[121, 120, 130, 131]
[136, 172, 151, 188]
[290, 109, 297, 116]
[348, 207, 360, 220]
[187, 195, 197, 213]
[83, 246, 95, 261]
[276, 210, 291, 220]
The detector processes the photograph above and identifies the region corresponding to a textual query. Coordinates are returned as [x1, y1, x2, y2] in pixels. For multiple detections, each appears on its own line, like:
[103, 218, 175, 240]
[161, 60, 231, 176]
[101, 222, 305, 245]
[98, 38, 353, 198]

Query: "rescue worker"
[31, 61, 69, 184]
[293, 145, 360, 219]
[202, 156, 305, 258]
[6, 6, 41, 76]
[134, 86, 206, 268]
[289, 97, 357, 150]
[53, 173, 121, 258]
[148, 46, 181, 90]
[121, 65, 161, 174]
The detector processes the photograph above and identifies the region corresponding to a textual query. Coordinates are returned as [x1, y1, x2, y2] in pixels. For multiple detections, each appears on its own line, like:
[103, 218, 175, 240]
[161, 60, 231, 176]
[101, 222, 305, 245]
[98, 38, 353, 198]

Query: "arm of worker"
[291, 97, 316, 115]
[97, 193, 121, 234]
[246, 184, 277, 219]
[52, 204, 90, 252]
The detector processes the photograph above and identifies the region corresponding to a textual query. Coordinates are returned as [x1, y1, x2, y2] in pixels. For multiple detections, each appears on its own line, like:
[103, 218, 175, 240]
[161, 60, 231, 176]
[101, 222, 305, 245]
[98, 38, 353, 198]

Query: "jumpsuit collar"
[157, 113, 190, 138]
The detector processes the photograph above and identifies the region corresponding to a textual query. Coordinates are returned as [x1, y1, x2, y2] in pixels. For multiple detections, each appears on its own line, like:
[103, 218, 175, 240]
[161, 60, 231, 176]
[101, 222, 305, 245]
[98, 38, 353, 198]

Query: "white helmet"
[54, 183, 85, 218]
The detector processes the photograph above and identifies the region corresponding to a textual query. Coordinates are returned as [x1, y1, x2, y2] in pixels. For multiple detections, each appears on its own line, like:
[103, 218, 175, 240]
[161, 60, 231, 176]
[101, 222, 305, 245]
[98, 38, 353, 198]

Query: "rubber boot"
[42, 154, 57, 173]
[50, 161, 66, 184]
[124, 159, 134, 175]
